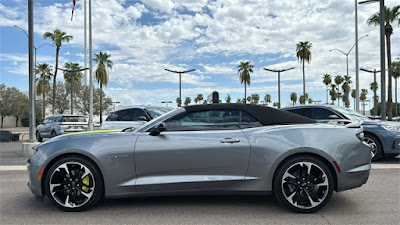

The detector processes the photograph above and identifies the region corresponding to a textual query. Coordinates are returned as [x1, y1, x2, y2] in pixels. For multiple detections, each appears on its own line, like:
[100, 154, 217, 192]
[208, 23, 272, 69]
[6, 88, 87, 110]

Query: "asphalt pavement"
[0, 140, 399, 225]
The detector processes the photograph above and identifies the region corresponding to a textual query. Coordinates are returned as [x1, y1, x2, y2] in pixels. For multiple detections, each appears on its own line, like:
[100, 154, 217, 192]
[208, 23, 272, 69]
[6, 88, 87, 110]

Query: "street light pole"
[164, 68, 196, 107]
[263, 67, 295, 108]
[57, 67, 89, 114]
[329, 34, 369, 108]
[359, 0, 386, 120]
[28, 0, 34, 142]
[360, 68, 380, 116]
[161, 101, 173, 107]
[89, 0, 94, 130]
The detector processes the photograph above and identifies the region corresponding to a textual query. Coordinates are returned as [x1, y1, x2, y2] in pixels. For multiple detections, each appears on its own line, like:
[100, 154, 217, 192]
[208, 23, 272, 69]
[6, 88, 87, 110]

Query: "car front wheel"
[44, 156, 103, 212]
[364, 134, 382, 161]
[273, 156, 334, 213]
[36, 131, 43, 142]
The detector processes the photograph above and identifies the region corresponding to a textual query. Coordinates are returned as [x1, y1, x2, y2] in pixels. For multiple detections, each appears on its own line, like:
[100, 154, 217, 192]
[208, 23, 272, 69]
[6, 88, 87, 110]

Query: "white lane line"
[0, 164, 399, 171]
[372, 164, 400, 169]
[0, 165, 27, 171]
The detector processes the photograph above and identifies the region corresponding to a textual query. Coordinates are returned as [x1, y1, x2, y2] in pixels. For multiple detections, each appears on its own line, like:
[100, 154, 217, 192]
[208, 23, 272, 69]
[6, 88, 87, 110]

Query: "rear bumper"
[336, 164, 370, 192]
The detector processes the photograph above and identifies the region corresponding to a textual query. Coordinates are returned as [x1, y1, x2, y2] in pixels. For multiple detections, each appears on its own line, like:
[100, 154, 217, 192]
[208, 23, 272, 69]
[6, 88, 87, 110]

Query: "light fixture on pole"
[161, 101, 173, 107]
[329, 34, 368, 108]
[57, 67, 89, 114]
[360, 68, 380, 116]
[164, 69, 196, 107]
[358, 0, 386, 120]
[263, 67, 295, 108]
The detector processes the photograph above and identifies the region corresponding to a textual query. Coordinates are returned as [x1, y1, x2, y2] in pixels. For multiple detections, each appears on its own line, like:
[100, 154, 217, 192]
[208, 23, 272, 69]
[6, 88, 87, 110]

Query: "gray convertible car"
[28, 104, 371, 213]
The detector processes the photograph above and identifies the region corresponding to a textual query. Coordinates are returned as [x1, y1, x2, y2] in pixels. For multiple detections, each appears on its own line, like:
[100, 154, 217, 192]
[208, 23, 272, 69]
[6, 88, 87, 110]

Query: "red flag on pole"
[71, 0, 76, 21]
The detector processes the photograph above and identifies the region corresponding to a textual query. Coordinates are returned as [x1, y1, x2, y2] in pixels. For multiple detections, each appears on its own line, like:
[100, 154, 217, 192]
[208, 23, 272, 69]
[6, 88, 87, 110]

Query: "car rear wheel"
[36, 131, 43, 142]
[44, 156, 103, 212]
[364, 134, 382, 161]
[273, 156, 334, 213]
[51, 130, 57, 138]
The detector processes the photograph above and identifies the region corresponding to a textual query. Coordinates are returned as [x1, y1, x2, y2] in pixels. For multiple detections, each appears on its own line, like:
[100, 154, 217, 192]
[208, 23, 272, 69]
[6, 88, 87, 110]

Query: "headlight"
[382, 125, 400, 133]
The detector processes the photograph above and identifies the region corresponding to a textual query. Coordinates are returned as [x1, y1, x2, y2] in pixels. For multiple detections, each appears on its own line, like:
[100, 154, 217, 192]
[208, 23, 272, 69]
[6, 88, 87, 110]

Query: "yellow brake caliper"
[81, 175, 90, 192]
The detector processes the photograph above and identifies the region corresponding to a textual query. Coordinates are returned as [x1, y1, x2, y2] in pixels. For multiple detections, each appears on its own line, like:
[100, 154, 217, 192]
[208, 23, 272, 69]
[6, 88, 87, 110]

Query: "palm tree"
[308, 98, 313, 104]
[35, 63, 53, 120]
[351, 89, 357, 110]
[251, 94, 260, 105]
[392, 60, 400, 117]
[237, 61, 254, 103]
[342, 75, 352, 108]
[43, 29, 73, 114]
[367, 5, 400, 120]
[290, 92, 297, 105]
[370, 82, 379, 116]
[196, 94, 203, 104]
[330, 84, 338, 104]
[360, 89, 369, 115]
[264, 94, 272, 106]
[299, 95, 306, 105]
[93, 51, 113, 124]
[184, 97, 191, 106]
[225, 94, 231, 103]
[322, 74, 332, 104]
[296, 41, 312, 98]
[334, 75, 344, 106]
[176, 97, 181, 107]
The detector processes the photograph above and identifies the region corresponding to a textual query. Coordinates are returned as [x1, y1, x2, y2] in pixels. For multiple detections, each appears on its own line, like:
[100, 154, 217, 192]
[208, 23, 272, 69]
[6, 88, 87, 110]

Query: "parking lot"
[0, 141, 399, 225]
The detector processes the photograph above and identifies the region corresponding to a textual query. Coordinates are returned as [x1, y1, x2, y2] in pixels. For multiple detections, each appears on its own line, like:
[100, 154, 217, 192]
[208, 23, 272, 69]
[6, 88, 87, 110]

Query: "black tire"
[364, 133, 383, 161]
[273, 155, 334, 213]
[51, 130, 57, 138]
[44, 156, 103, 212]
[36, 131, 43, 142]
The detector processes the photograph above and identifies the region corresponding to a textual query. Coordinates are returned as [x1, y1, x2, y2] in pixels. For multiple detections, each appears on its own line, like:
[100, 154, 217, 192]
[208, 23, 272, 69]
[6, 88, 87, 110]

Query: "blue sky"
[0, 0, 399, 109]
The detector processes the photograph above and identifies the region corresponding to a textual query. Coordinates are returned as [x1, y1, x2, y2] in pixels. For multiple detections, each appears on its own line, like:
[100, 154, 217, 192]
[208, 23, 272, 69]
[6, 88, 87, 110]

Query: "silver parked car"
[36, 115, 88, 142]
[100, 106, 173, 130]
[28, 104, 371, 213]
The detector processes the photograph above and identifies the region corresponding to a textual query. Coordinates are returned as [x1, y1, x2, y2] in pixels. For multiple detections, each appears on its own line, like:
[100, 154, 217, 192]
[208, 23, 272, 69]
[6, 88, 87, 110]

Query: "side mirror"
[149, 122, 166, 136]
[137, 116, 150, 122]
[328, 115, 340, 120]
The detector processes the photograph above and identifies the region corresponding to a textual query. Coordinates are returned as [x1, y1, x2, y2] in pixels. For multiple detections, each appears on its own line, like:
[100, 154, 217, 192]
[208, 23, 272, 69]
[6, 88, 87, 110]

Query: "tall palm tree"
[184, 97, 191, 106]
[264, 94, 271, 106]
[367, 5, 400, 120]
[93, 51, 113, 124]
[63, 62, 83, 85]
[225, 94, 231, 103]
[322, 74, 332, 104]
[370, 82, 379, 116]
[342, 75, 352, 108]
[43, 29, 73, 114]
[290, 92, 297, 105]
[334, 75, 344, 106]
[176, 97, 181, 107]
[237, 61, 254, 103]
[296, 41, 312, 98]
[392, 60, 400, 117]
[360, 89, 369, 115]
[330, 84, 338, 104]
[35, 63, 53, 120]
[196, 94, 203, 104]
[351, 89, 357, 110]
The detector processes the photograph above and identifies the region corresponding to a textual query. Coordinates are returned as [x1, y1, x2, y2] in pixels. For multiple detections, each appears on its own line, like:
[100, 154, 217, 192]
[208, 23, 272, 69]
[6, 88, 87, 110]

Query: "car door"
[37, 117, 49, 137]
[134, 110, 251, 192]
[43, 116, 54, 136]
[309, 108, 343, 123]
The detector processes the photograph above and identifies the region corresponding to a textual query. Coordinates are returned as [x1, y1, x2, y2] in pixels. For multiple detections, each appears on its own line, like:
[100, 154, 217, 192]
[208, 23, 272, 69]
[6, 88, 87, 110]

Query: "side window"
[311, 108, 339, 120]
[240, 112, 262, 128]
[106, 112, 118, 121]
[132, 109, 149, 121]
[55, 116, 62, 122]
[47, 117, 54, 123]
[287, 108, 311, 118]
[165, 110, 240, 131]
[118, 109, 134, 121]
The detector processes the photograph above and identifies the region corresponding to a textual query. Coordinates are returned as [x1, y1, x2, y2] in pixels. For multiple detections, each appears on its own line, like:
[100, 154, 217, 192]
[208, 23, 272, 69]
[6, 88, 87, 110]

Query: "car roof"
[184, 103, 315, 125]
[109, 105, 172, 113]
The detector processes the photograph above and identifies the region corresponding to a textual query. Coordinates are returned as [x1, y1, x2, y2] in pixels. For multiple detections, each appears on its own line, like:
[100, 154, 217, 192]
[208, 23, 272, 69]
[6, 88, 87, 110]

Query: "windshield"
[62, 116, 86, 122]
[145, 107, 173, 119]
[333, 107, 368, 121]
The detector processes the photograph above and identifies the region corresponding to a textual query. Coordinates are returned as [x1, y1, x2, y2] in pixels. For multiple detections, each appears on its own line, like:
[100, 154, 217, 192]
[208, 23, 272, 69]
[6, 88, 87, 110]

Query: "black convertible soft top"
[184, 103, 316, 125]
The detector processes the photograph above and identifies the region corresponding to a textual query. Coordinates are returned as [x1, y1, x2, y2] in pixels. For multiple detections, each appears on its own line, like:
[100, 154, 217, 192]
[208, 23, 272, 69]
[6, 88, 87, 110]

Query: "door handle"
[220, 138, 240, 144]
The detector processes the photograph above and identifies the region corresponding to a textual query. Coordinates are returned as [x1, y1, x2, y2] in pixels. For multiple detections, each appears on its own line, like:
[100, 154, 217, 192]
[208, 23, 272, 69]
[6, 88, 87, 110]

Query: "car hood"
[362, 120, 400, 127]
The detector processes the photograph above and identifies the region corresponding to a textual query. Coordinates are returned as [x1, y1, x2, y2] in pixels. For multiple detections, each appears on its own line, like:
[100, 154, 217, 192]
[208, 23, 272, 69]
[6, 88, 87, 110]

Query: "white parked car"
[36, 115, 88, 142]
[100, 106, 173, 130]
